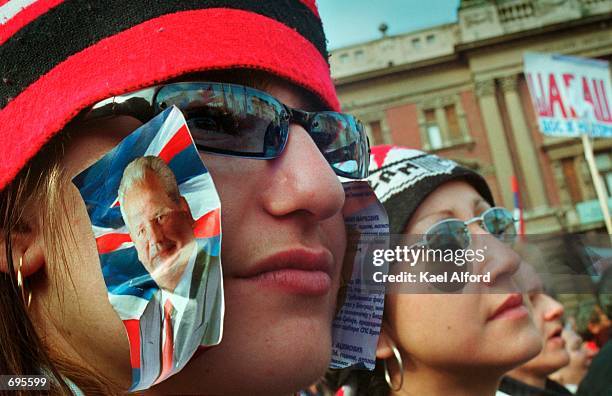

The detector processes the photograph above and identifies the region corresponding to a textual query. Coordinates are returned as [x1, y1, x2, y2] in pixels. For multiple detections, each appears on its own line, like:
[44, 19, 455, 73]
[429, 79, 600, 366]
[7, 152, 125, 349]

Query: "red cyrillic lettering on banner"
[594, 79, 612, 122]
[599, 79, 612, 122]
[537, 73, 551, 116]
[562, 73, 577, 117]
[591, 79, 603, 121]
[548, 74, 567, 118]
[582, 77, 595, 119]
[527, 72, 552, 117]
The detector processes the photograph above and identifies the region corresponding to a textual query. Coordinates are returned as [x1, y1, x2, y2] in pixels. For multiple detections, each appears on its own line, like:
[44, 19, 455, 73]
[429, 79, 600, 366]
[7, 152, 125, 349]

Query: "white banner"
[524, 52, 612, 138]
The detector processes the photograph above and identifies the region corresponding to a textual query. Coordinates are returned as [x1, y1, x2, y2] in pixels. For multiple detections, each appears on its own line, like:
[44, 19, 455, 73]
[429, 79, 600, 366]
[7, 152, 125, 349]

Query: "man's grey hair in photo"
[118, 156, 182, 228]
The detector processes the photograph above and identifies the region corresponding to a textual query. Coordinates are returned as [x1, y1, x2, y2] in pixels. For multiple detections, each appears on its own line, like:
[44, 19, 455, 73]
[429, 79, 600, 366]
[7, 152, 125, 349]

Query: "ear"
[376, 322, 396, 360]
[0, 227, 46, 279]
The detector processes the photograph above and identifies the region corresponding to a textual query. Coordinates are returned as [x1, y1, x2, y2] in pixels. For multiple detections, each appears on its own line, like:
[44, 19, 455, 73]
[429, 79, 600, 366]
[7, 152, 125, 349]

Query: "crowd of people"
[313, 146, 612, 396]
[0, 1, 609, 395]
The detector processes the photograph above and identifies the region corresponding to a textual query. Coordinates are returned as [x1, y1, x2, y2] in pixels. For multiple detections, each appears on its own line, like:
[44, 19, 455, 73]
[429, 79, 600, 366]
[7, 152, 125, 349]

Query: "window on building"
[424, 109, 443, 149]
[444, 104, 462, 141]
[420, 98, 470, 150]
[561, 158, 582, 204]
[426, 34, 436, 44]
[339, 53, 350, 63]
[354, 49, 364, 61]
[411, 37, 421, 49]
[368, 120, 384, 145]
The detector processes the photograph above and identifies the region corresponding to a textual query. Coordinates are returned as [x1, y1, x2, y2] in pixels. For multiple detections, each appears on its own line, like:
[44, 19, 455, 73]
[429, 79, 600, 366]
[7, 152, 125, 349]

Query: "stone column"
[500, 75, 548, 209]
[475, 79, 515, 208]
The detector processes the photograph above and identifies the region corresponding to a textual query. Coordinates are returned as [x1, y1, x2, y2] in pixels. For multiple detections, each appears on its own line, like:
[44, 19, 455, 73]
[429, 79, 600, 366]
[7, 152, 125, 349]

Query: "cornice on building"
[333, 53, 460, 86]
[330, 0, 612, 81]
[458, 0, 493, 10]
[330, 24, 459, 80]
[459, 0, 611, 44]
[455, 10, 612, 51]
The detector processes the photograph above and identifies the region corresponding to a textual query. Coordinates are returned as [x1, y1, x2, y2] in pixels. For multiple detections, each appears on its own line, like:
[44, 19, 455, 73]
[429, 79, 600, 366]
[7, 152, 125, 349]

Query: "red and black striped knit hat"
[0, 0, 339, 190]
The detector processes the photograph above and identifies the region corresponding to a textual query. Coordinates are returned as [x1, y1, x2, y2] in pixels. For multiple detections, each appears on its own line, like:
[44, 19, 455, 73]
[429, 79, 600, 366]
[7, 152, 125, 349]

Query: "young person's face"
[519, 291, 570, 376]
[38, 75, 347, 394]
[378, 181, 542, 375]
[122, 172, 195, 291]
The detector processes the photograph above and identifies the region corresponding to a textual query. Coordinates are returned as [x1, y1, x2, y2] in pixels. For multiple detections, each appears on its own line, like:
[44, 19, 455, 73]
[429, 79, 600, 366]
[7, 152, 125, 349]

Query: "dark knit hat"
[368, 145, 495, 235]
[0, 0, 339, 190]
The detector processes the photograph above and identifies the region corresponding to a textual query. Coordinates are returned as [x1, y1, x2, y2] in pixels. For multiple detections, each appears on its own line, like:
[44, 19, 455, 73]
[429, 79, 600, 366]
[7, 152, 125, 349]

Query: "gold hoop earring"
[17, 256, 32, 309]
[383, 343, 404, 392]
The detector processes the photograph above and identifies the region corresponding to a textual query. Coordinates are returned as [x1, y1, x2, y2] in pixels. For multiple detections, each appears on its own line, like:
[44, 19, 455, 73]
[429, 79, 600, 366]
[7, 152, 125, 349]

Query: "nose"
[475, 231, 521, 288]
[260, 124, 345, 220]
[543, 294, 564, 321]
[146, 221, 166, 247]
[468, 220, 489, 236]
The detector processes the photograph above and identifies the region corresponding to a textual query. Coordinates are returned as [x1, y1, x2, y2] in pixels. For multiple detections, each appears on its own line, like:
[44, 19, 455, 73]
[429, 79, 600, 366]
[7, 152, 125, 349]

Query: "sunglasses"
[411, 207, 517, 253]
[82, 82, 370, 179]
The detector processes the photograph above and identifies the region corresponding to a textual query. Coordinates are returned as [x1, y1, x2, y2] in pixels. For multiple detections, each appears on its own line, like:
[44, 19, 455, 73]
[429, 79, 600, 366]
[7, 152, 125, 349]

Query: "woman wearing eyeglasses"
[0, 2, 369, 395]
[329, 145, 543, 396]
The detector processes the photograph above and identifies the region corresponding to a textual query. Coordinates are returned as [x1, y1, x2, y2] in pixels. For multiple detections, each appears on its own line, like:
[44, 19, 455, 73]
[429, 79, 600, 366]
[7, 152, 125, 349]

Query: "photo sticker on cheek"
[73, 107, 224, 391]
[331, 181, 389, 370]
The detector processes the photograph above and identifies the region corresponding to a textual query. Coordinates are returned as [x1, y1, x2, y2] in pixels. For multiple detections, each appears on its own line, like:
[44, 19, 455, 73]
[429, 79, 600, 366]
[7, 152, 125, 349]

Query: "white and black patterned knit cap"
[368, 145, 495, 235]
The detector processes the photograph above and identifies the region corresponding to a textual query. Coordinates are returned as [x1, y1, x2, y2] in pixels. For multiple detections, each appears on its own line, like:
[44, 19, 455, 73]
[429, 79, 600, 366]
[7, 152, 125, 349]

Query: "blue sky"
[317, 0, 461, 50]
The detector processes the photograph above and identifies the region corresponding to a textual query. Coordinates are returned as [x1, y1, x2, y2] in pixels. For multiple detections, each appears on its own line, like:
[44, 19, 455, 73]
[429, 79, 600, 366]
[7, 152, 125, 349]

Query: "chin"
[550, 354, 571, 373]
[231, 314, 333, 395]
[484, 330, 543, 371]
[516, 335, 545, 367]
[169, 320, 332, 395]
[509, 321, 544, 360]
[154, 285, 336, 395]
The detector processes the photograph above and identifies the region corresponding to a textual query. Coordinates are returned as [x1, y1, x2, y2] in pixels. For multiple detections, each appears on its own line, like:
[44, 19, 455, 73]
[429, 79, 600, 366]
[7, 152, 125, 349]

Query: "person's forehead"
[427, 181, 483, 207]
[124, 176, 172, 210]
[407, 181, 486, 230]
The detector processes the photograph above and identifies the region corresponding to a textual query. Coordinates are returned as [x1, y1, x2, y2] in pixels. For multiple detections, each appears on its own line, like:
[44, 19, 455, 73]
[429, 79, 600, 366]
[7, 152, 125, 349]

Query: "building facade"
[330, 0, 612, 235]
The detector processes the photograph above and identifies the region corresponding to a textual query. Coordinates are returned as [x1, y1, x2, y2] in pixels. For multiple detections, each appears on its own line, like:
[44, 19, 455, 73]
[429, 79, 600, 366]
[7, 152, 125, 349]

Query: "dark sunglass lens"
[483, 208, 516, 240]
[156, 83, 287, 157]
[425, 220, 470, 251]
[310, 113, 367, 179]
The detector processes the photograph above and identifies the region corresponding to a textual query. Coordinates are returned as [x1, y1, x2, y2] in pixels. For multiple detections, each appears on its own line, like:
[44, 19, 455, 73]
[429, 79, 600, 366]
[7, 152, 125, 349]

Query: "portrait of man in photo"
[117, 155, 221, 385]
[119, 156, 196, 293]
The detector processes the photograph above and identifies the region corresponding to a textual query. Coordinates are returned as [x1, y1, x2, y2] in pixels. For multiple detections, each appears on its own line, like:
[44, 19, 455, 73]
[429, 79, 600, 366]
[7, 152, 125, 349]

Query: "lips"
[488, 293, 528, 321]
[238, 248, 334, 296]
[547, 326, 563, 340]
[547, 325, 565, 347]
